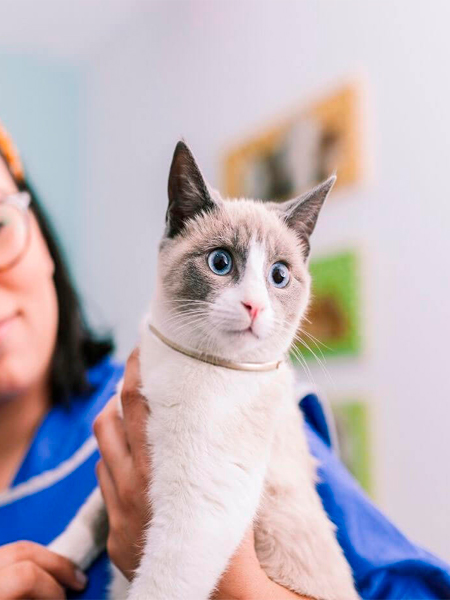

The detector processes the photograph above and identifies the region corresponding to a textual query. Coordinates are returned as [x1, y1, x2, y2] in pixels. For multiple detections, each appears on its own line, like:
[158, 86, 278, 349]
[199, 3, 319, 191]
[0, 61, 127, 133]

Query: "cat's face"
[155, 142, 334, 362]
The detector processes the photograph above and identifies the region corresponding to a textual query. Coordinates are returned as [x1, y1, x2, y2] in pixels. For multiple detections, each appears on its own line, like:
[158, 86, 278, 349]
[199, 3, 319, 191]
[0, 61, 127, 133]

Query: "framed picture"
[331, 400, 372, 494]
[292, 249, 361, 362]
[223, 82, 362, 202]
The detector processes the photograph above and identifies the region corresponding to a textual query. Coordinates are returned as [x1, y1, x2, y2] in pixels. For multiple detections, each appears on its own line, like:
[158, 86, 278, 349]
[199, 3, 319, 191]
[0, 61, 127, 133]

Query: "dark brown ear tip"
[174, 140, 192, 157]
[307, 175, 336, 202]
[172, 141, 198, 171]
[321, 174, 337, 191]
[173, 140, 186, 158]
[175, 139, 187, 150]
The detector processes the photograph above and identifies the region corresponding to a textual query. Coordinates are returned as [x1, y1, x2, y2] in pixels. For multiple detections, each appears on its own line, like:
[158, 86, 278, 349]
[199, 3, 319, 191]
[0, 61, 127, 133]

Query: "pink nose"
[242, 302, 263, 320]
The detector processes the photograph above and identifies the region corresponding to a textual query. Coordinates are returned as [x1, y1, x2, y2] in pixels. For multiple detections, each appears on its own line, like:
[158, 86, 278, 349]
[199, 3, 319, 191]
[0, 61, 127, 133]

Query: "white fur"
[49, 487, 106, 570]
[50, 237, 358, 600]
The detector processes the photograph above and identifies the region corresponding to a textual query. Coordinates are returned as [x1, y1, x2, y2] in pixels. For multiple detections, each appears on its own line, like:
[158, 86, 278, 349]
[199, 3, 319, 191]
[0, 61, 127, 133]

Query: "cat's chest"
[139, 333, 288, 426]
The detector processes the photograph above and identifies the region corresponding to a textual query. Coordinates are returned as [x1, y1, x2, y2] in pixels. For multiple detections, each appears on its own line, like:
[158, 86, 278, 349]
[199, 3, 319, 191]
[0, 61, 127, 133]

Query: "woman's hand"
[93, 349, 150, 581]
[213, 529, 306, 600]
[212, 528, 268, 600]
[0, 541, 87, 599]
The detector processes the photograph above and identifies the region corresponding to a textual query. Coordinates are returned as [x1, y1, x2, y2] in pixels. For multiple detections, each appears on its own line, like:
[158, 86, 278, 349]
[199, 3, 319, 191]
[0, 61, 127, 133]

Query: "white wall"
[79, 0, 450, 561]
[0, 54, 82, 269]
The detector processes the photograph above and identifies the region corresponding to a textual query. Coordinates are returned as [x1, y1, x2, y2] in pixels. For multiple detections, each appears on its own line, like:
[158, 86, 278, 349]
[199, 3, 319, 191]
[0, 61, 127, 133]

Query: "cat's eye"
[269, 262, 290, 288]
[208, 249, 233, 275]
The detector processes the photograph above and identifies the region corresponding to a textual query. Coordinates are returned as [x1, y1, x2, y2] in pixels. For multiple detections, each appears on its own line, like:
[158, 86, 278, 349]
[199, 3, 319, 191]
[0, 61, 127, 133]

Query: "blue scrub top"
[0, 357, 449, 599]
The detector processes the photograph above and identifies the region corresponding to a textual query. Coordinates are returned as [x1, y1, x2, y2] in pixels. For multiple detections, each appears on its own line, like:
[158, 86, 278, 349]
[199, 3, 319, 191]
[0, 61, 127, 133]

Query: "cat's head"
[154, 141, 334, 363]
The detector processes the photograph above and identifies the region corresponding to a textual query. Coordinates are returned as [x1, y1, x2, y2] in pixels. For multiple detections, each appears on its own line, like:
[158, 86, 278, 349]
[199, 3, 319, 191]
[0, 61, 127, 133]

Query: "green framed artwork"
[291, 249, 361, 362]
[331, 400, 372, 495]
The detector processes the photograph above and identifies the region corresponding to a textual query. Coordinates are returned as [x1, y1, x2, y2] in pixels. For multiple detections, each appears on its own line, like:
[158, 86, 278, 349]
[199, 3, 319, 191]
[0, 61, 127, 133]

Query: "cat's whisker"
[163, 308, 209, 322]
[297, 330, 326, 362]
[199, 320, 224, 357]
[163, 306, 209, 317]
[160, 305, 211, 319]
[265, 325, 315, 385]
[160, 315, 208, 333]
[165, 307, 242, 331]
[163, 312, 207, 333]
[289, 344, 316, 387]
[293, 333, 326, 364]
[161, 308, 208, 323]
[168, 298, 216, 307]
[293, 335, 335, 388]
[170, 315, 208, 337]
[299, 328, 332, 353]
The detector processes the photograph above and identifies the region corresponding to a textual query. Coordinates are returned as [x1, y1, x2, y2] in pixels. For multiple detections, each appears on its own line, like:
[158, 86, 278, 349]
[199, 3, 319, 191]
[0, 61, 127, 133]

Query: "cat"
[50, 141, 358, 600]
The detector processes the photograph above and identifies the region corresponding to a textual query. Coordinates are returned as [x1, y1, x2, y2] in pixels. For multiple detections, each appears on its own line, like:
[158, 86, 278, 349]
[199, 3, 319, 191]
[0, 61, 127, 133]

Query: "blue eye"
[269, 262, 290, 288]
[208, 249, 233, 275]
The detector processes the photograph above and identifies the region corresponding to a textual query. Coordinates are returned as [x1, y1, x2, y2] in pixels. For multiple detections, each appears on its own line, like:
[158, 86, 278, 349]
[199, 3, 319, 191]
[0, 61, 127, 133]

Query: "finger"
[93, 396, 130, 483]
[0, 542, 86, 591]
[0, 561, 66, 599]
[96, 459, 121, 524]
[121, 349, 150, 470]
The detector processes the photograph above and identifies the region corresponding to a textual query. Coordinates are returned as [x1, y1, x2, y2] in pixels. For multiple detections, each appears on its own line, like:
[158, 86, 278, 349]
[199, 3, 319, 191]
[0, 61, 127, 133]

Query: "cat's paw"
[48, 526, 100, 571]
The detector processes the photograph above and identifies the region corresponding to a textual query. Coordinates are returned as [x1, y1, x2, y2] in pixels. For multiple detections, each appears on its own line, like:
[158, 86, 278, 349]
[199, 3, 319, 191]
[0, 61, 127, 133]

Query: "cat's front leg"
[127, 492, 261, 600]
[49, 487, 107, 571]
[126, 449, 266, 600]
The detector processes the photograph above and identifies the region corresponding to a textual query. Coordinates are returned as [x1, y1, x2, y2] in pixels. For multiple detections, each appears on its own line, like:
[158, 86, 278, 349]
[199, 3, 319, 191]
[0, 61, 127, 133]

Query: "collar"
[149, 324, 285, 373]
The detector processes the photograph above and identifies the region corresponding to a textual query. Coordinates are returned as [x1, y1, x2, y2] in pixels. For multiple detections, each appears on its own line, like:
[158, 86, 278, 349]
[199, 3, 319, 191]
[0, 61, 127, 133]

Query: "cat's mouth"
[228, 326, 260, 339]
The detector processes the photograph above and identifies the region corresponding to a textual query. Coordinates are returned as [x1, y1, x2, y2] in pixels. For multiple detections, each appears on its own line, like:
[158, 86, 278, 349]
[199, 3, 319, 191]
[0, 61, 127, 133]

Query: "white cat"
[50, 141, 358, 600]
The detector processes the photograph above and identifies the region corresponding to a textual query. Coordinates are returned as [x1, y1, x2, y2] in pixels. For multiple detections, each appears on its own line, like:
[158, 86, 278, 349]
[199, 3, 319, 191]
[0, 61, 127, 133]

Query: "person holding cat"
[0, 120, 123, 598]
[0, 120, 449, 599]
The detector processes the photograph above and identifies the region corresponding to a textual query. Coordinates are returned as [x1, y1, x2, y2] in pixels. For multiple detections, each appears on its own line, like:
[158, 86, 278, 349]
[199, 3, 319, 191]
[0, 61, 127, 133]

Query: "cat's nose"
[242, 301, 264, 321]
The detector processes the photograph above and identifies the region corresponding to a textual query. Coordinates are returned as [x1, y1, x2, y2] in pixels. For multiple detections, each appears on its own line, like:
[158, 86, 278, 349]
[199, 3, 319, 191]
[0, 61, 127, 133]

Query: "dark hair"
[17, 178, 114, 404]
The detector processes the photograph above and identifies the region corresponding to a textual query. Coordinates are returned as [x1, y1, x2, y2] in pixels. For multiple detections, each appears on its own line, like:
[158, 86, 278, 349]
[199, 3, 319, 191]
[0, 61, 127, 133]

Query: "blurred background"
[1, 0, 449, 562]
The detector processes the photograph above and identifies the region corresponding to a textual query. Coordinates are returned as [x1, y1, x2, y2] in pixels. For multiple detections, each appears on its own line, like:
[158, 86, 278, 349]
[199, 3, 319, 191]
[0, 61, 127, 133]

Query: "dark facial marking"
[179, 258, 213, 303]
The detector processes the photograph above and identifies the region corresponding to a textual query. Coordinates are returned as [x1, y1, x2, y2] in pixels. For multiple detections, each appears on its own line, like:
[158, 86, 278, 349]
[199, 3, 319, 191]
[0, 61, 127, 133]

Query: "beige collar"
[149, 324, 284, 373]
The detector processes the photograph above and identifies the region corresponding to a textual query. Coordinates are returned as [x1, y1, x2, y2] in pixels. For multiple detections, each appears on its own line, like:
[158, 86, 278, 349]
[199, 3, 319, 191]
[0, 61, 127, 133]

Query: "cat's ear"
[166, 141, 218, 238]
[279, 176, 336, 257]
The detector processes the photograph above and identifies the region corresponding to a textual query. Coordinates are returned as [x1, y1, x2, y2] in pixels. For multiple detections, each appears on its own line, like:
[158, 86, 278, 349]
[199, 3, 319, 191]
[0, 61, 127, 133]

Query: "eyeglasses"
[0, 190, 31, 271]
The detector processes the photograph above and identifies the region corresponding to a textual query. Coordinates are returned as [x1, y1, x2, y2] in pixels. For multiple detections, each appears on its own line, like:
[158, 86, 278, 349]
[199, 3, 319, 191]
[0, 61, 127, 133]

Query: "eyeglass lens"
[0, 203, 28, 269]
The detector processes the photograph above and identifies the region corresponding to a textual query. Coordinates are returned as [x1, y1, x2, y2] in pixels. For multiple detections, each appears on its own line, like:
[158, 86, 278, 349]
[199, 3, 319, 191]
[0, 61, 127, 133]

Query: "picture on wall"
[292, 249, 361, 362]
[223, 82, 362, 202]
[331, 400, 372, 495]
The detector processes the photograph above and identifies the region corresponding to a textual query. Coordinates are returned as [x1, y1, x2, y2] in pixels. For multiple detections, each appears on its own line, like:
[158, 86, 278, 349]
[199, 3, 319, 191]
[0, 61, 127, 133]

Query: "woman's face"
[0, 158, 58, 400]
